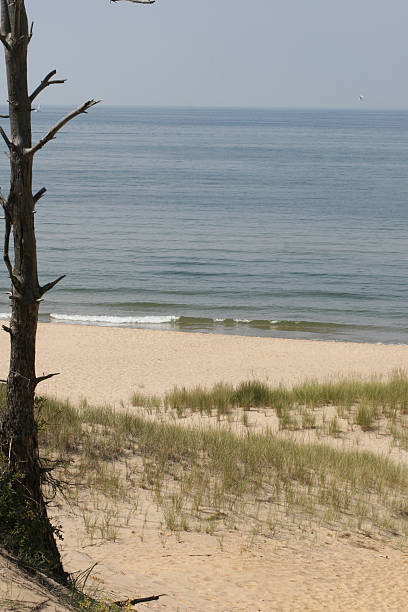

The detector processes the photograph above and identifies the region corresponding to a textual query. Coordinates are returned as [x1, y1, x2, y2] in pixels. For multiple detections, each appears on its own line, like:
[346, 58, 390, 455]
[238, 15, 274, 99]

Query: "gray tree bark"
[0, 0, 154, 581]
[0, 0, 66, 579]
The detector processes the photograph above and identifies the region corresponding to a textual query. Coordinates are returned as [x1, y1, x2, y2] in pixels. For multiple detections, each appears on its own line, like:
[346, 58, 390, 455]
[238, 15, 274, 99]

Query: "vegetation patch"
[0, 469, 63, 575]
[36, 380, 408, 541]
[132, 370, 408, 439]
[0, 388, 63, 576]
[5, 374, 408, 606]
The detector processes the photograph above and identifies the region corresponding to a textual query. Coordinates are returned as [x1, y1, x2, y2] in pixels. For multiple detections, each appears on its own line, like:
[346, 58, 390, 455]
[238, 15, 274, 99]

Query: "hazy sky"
[3, 0, 408, 108]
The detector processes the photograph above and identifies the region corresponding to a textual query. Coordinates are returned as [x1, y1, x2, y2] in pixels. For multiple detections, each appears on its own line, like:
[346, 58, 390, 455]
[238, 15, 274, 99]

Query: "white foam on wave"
[50, 313, 179, 325]
[0, 313, 10, 319]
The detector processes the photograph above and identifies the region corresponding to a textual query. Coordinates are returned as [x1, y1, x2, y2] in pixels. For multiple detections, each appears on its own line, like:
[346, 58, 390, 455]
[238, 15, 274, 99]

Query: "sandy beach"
[3, 323, 408, 611]
[1, 321, 408, 407]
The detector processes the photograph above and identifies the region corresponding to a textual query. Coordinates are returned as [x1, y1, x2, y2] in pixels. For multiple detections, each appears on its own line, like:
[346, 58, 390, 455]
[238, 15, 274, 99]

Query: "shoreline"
[35, 318, 408, 346]
[2, 321, 408, 407]
[4, 312, 405, 345]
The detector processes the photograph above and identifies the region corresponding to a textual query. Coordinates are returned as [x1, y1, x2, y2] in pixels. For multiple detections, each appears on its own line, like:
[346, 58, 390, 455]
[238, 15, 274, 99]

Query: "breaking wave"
[46, 313, 381, 334]
[50, 313, 179, 325]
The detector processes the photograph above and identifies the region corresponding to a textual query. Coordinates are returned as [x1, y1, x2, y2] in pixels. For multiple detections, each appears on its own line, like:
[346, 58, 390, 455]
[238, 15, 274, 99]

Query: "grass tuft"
[33, 382, 408, 542]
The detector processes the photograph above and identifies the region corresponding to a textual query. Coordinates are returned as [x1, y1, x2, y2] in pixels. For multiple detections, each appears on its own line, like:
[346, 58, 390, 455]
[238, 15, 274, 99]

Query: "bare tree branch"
[3, 218, 12, 276]
[39, 274, 66, 297]
[0, 32, 10, 50]
[29, 69, 66, 104]
[28, 20, 33, 43]
[111, 0, 155, 3]
[0, 126, 12, 150]
[0, 100, 49, 119]
[3, 218, 22, 292]
[35, 372, 60, 385]
[0, 188, 6, 208]
[33, 187, 46, 204]
[25, 100, 101, 156]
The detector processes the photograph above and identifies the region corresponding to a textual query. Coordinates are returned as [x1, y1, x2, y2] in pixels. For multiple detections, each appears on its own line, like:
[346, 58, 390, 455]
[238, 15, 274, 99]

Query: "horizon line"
[0, 103, 407, 112]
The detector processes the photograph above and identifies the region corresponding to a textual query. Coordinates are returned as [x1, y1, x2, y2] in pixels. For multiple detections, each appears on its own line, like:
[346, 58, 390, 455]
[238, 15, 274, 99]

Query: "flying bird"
[359, 95, 365, 101]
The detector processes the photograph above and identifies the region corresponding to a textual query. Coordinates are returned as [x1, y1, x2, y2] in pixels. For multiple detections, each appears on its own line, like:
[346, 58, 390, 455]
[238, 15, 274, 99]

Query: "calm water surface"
[0, 106, 407, 343]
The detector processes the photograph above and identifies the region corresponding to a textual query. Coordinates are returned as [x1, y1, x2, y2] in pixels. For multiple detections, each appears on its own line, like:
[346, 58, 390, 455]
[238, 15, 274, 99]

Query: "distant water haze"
[0, 106, 407, 344]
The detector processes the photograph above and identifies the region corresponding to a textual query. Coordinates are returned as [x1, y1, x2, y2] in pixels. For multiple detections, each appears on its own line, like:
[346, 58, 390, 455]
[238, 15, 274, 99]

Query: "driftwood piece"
[114, 593, 166, 606]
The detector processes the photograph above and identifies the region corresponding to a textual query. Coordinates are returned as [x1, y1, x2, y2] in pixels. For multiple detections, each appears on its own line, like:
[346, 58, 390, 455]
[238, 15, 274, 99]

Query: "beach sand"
[3, 323, 408, 611]
[0, 321, 408, 406]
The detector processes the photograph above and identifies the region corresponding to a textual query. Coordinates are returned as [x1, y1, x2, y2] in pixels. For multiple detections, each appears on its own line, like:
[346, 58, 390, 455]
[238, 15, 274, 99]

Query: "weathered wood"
[0, 125, 12, 149]
[0, 0, 66, 580]
[3, 216, 22, 291]
[111, 0, 155, 4]
[33, 186, 46, 203]
[29, 69, 66, 104]
[35, 372, 60, 386]
[114, 594, 166, 606]
[39, 274, 66, 297]
[0, 0, 155, 583]
[26, 99, 101, 156]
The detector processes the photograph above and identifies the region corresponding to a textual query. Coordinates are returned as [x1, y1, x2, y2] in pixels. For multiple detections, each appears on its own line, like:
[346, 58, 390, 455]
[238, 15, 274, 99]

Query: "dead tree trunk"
[0, 0, 67, 579]
[0, 0, 154, 581]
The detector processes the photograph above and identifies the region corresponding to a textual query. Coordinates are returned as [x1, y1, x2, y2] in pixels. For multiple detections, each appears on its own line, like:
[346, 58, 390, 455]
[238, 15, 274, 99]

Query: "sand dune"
[3, 323, 408, 611]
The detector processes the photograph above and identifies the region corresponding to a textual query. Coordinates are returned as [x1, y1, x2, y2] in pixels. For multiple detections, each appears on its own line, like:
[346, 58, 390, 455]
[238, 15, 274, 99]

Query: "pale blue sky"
[6, 0, 408, 108]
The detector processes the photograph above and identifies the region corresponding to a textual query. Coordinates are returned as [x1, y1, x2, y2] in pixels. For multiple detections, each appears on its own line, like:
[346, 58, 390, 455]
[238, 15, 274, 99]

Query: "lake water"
[0, 106, 407, 344]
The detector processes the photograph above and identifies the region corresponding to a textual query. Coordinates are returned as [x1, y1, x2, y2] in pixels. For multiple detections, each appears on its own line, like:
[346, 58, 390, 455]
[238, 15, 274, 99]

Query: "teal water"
[1, 106, 408, 343]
